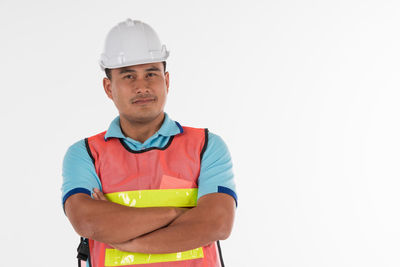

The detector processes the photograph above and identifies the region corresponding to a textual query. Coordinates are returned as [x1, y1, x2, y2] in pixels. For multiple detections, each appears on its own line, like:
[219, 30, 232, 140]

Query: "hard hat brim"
[99, 56, 168, 71]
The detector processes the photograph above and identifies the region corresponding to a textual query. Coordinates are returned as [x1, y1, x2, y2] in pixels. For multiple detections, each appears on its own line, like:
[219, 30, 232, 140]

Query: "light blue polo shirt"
[61, 113, 237, 208]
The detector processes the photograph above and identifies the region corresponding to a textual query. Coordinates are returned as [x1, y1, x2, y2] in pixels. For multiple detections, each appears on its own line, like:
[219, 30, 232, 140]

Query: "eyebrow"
[119, 69, 135, 74]
[119, 66, 162, 74]
[145, 66, 162, 72]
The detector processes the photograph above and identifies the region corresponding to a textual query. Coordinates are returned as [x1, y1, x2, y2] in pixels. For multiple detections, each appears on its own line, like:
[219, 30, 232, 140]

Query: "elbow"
[75, 216, 125, 244]
[67, 212, 96, 239]
[215, 221, 233, 240]
[218, 228, 232, 241]
[202, 208, 235, 241]
[211, 215, 234, 241]
[72, 217, 97, 239]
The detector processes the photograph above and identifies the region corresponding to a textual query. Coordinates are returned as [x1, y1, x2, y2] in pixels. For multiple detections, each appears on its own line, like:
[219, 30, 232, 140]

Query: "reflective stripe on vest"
[105, 188, 198, 207]
[104, 248, 204, 266]
[103, 188, 203, 266]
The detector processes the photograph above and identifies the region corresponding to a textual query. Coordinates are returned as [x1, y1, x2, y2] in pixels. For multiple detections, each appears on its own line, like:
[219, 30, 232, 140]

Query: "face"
[103, 62, 169, 124]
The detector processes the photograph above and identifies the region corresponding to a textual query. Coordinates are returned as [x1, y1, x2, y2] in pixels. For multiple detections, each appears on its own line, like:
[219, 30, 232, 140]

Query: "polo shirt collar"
[104, 113, 183, 141]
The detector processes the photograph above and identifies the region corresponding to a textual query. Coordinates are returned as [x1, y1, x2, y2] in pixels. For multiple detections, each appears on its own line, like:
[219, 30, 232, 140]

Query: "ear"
[103, 77, 113, 100]
[165, 71, 170, 94]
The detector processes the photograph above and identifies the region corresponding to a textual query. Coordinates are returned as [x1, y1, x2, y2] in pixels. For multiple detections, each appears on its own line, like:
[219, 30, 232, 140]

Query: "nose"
[134, 77, 150, 94]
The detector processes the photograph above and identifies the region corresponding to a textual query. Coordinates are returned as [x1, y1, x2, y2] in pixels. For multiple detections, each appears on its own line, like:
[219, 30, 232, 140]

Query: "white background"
[1, 0, 399, 266]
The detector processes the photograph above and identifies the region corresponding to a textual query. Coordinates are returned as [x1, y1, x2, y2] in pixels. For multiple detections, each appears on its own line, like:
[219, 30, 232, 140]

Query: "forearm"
[115, 210, 221, 253]
[113, 193, 235, 254]
[65, 193, 182, 244]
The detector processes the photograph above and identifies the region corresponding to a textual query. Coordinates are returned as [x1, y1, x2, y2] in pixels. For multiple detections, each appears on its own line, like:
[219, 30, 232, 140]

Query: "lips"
[133, 98, 155, 104]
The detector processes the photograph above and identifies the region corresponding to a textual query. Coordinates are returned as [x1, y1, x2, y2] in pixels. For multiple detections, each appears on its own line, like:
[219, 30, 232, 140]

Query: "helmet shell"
[99, 19, 169, 70]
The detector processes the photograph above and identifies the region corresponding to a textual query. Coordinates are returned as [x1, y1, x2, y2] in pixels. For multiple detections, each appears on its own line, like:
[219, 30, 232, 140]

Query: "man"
[62, 19, 237, 267]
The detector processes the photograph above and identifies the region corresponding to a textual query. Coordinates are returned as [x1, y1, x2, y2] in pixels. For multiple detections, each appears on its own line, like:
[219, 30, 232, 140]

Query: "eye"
[146, 73, 157, 78]
[124, 75, 135, 80]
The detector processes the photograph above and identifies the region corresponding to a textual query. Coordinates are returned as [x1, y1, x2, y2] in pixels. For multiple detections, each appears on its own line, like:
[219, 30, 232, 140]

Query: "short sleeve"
[197, 132, 237, 206]
[61, 139, 102, 210]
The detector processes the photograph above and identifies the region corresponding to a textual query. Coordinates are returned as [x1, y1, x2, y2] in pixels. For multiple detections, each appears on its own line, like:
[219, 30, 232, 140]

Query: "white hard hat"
[99, 19, 169, 70]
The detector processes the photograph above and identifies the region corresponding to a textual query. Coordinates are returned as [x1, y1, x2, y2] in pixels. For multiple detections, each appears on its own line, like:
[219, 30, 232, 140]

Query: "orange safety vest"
[85, 126, 222, 267]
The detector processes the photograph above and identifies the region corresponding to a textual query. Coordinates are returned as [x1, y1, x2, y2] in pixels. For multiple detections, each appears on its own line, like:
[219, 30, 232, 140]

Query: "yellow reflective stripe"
[104, 248, 204, 266]
[105, 188, 198, 207]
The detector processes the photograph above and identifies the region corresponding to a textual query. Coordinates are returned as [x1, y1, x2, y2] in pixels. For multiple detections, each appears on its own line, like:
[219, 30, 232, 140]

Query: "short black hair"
[105, 61, 166, 80]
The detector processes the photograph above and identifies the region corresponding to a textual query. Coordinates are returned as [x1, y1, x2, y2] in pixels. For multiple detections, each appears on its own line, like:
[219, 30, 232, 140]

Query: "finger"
[92, 188, 107, 201]
[94, 189, 105, 199]
[92, 188, 101, 199]
[92, 192, 99, 200]
[97, 191, 107, 201]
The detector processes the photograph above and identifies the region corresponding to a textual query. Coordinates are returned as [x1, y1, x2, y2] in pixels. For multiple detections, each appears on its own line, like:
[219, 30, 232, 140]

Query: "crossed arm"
[64, 191, 187, 244]
[65, 189, 235, 253]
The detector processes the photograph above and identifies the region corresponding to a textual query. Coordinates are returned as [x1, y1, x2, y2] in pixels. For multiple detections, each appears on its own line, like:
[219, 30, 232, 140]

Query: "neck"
[119, 113, 165, 143]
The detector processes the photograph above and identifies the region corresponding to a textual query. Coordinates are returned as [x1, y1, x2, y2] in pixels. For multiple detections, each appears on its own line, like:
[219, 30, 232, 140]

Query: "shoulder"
[65, 130, 107, 155]
[205, 131, 231, 157]
[64, 139, 87, 157]
[63, 139, 93, 168]
[62, 137, 101, 182]
[207, 131, 228, 147]
[63, 129, 106, 164]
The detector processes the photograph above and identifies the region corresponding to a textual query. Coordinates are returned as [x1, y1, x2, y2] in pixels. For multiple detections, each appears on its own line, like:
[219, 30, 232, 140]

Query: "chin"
[124, 111, 163, 123]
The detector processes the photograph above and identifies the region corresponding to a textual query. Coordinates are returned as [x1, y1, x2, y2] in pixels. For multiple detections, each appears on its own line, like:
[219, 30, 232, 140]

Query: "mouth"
[132, 98, 156, 105]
